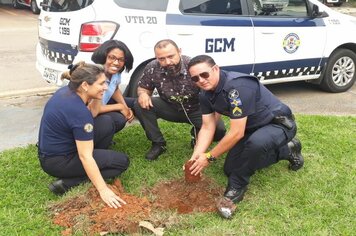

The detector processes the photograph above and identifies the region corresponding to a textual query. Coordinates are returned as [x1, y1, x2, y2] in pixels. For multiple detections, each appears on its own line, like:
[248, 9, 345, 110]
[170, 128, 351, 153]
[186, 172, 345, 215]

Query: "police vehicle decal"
[166, 14, 325, 27]
[166, 14, 252, 27]
[39, 38, 78, 64]
[125, 16, 158, 24]
[223, 58, 324, 81]
[283, 33, 300, 54]
[252, 17, 326, 27]
[206, 38, 235, 53]
[253, 65, 322, 81]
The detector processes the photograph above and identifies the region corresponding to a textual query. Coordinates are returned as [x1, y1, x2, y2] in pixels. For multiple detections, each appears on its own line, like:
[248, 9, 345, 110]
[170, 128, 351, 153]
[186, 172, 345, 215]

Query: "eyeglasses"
[107, 55, 125, 63]
[190, 67, 213, 82]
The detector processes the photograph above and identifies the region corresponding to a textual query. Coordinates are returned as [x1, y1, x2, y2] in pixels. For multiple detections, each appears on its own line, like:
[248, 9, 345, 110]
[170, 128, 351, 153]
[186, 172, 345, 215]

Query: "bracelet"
[206, 152, 217, 163]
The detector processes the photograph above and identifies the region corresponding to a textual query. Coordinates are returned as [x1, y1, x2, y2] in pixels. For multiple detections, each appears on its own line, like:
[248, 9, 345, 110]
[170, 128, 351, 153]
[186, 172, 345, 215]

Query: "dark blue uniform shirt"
[38, 86, 94, 156]
[200, 70, 292, 131]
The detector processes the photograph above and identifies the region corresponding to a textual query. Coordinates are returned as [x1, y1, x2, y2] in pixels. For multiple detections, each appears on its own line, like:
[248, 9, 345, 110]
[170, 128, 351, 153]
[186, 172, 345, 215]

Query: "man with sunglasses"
[187, 55, 304, 219]
[133, 39, 226, 161]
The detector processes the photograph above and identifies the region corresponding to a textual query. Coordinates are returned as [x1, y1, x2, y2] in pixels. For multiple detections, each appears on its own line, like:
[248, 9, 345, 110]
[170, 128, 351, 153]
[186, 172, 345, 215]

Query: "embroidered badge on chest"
[228, 89, 243, 117]
[84, 123, 94, 133]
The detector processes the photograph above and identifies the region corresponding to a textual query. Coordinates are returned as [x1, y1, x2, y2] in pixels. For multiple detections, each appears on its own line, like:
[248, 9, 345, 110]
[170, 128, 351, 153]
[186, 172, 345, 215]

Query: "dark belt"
[247, 114, 295, 133]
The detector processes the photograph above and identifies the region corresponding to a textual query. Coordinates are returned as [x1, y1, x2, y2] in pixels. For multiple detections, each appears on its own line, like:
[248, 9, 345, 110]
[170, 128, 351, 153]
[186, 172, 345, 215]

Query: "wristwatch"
[206, 152, 217, 163]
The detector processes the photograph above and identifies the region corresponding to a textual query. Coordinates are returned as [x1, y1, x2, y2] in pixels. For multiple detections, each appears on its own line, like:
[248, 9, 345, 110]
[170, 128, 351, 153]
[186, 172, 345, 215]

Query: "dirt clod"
[184, 160, 201, 183]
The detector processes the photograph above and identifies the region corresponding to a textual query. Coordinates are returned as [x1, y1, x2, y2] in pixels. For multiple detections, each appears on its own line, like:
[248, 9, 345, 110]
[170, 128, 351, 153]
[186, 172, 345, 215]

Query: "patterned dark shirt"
[138, 55, 200, 112]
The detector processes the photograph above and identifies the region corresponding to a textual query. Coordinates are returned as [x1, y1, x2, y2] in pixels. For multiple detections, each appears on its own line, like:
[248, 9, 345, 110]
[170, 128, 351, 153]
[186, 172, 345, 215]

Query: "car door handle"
[260, 32, 275, 35]
[176, 33, 193, 36]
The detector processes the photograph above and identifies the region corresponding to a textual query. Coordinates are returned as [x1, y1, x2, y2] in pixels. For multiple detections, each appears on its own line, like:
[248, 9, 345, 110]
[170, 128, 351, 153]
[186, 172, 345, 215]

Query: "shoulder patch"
[83, 123, 93, 133]
[228, 89, 243, 117]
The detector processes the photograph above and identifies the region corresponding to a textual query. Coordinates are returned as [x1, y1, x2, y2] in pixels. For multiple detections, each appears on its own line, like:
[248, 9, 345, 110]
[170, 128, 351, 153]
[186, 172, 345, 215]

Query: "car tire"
[126, 64, 145, 98]
[320, 48, 356, 93]
[31, 0, 40, 14]
[333, 3, 343, 7]
[13, 0, 20, 9]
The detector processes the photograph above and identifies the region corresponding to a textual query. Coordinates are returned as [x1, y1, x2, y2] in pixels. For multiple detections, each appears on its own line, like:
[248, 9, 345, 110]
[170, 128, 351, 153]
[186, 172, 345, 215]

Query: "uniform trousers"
[133, 97, 226, 144]
[94, 97, 135, 135]
[39, 149, 129, 189]
[224, 118, 297, 189]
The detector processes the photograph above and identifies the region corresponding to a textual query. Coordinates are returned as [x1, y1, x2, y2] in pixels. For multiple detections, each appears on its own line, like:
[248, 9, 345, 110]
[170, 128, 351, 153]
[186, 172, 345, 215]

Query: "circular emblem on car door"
[283, 33, 300, 54]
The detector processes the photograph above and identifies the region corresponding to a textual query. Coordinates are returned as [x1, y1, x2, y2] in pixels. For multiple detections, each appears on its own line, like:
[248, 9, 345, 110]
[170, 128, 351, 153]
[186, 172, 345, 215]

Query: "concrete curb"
[0, 87, 58, 99]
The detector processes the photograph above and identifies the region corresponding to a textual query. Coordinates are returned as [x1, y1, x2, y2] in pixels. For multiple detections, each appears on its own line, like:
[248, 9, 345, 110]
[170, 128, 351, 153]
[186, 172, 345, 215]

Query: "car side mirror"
[312, 4, 328, 18]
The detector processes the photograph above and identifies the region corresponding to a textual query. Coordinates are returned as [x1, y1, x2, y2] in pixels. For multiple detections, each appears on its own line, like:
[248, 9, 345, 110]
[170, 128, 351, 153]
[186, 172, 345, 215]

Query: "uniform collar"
[206, 70, 226, 100]
[215, 70, 227, 94]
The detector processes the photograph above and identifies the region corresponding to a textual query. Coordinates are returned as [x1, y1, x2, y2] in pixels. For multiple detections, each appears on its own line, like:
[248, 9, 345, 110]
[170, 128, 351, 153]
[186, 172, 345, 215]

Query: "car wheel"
[333, 3, 343, 7]
[13, 0, 20, 8]
[320, 48, 356, 93]
[126, 64, 145, 97]
[31, 0, 40, 14]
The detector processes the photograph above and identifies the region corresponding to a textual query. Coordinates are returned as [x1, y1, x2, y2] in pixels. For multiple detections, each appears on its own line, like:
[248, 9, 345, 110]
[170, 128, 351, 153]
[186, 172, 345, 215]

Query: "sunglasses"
[191, 67, 213, 82]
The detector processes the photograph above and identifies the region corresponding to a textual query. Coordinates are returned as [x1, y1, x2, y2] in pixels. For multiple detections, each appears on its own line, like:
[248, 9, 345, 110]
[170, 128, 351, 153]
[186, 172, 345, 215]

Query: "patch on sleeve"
[83, 123, 94, 133]
[228, 89, 243, 117]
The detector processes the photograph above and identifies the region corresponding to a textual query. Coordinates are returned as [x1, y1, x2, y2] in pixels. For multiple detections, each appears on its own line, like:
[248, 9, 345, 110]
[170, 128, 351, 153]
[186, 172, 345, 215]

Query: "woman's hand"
[99, 186, 127, 209]
[121, 107, 135, 122]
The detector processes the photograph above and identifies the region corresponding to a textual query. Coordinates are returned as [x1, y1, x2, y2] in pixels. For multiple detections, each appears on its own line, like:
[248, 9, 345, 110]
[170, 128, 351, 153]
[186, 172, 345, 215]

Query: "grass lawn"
[0, 115, 355, 235]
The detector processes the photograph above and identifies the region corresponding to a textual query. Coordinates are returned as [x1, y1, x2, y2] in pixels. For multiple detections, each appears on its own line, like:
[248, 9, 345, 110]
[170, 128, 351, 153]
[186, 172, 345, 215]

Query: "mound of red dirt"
[50, 177, 224, 235]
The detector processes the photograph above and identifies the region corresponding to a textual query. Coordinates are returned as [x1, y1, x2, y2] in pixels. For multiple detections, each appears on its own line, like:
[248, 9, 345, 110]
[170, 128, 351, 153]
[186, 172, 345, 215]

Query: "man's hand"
[99, 186, 127, 209]
[189, 153, 209, 176]
[138, 93, 153, 110]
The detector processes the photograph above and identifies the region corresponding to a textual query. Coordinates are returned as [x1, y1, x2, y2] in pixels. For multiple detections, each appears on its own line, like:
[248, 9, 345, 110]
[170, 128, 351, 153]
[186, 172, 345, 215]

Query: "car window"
[41, 0, 94, 12]
[113, 0, 168, 11]
[254, 0, 308, 17]
[181, 0, 243, 15]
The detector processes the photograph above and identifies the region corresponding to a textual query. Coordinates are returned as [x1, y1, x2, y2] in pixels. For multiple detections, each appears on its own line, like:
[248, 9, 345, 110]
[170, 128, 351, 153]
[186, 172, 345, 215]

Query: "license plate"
[43, 68, 58, 84]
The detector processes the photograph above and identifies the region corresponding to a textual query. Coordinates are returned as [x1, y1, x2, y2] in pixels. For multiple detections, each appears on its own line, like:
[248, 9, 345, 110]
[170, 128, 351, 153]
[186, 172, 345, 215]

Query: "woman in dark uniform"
[38, 62, 129, 209]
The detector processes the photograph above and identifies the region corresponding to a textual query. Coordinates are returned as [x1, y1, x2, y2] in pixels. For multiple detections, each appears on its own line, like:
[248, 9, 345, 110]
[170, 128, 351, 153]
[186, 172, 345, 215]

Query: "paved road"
[0, 4, 355, 152]
[0, 4, 56, 97]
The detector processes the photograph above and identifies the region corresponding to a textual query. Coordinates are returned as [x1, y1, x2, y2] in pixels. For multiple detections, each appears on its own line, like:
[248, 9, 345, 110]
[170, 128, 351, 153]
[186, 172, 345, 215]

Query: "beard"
[164, 59, 182, 76]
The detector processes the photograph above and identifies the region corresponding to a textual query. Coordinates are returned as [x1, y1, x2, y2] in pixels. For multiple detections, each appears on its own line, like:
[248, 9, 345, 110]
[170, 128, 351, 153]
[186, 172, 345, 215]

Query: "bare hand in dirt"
[138, 93, 153, 110]
[99, 187, 127, 209]
[189, 154, 209, 176]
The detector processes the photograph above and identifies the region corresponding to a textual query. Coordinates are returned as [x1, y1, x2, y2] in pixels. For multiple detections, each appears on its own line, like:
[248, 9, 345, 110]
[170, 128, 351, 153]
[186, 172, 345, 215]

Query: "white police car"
[36, 0, 356, 95]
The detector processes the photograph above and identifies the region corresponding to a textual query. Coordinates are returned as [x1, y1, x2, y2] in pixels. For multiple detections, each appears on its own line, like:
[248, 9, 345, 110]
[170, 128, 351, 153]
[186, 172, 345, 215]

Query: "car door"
[251, 0, 327, 83]
[166, 0, 255, 74]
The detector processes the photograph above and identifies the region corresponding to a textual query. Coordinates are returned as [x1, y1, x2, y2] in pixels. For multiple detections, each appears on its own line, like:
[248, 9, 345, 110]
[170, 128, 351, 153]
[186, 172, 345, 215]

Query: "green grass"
[0, 115, 355, 235]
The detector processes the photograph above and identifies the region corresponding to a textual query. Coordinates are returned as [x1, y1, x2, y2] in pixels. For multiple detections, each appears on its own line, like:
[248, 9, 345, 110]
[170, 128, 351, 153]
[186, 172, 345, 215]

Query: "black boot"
[145, 143, 166, 161]
[224, 186, 248, 203]
[48, 179, 68, 196]
[288, 138, 304, 171]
